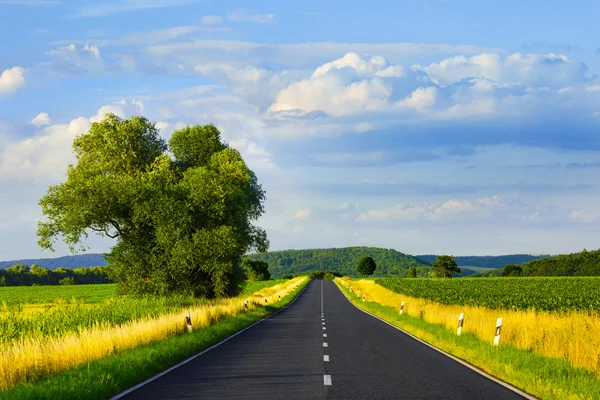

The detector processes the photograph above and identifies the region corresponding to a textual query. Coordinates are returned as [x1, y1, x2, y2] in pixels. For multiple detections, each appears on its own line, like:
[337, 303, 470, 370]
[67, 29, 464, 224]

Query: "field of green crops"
[0, 284, 118, 306]
[375, 276, 600, 312]
[0, 280, 287, 344]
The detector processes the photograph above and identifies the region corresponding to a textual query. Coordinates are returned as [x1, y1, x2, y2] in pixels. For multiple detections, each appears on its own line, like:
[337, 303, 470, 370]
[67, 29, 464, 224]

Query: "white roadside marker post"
[244, 299, 248, 311]
[185, 310, 193, 333]
[264, 297, 267, 305]
[399, 301, 405, 315]
[493, 317, 502, 345]
[278, 294, 281, 301]
[457, 313, 464, 336]
[362, 294, 366, 302]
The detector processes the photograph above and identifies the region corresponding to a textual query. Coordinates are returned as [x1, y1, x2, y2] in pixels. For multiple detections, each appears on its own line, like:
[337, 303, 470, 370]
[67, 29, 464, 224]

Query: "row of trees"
[356, 255, 460, 279]
[0, 264, 111, 286]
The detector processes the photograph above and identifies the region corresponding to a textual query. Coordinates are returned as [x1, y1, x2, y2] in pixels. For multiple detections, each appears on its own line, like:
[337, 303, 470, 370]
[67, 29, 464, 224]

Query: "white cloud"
[155, 121, 169, 130]
[29, 113, 51, 127]
[0, 99, 148, 183]
[201, 15, 223, 25]
[0, 66, 26, 95]
[340, 203, 349, 209]
[45, 44, 104, 74]
[268, 52, 436, 116]
[227, 9, 275, 23]
[399, 87, 437, 110]
[295, 208, 311, 219]
[416, 53, 587, 87]
[0, 117, 90, 182]
[570, 210, 599, 223]
[358, 195, 503, 221]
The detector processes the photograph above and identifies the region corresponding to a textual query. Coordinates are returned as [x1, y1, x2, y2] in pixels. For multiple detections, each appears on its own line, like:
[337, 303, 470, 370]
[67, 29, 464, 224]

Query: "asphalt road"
[118, 280, 526, 400]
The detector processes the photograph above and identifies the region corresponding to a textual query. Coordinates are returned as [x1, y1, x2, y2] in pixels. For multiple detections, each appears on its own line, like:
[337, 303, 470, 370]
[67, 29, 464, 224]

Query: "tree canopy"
[37, 114, 268, 297]
[242, 259, 271, 281]
[357, 256, 377, 277]
[432, 255, 461, 279]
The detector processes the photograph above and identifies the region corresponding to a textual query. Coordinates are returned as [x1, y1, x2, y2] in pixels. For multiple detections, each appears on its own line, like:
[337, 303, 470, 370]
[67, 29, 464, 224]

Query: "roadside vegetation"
[337, 277, 600, 398]
[0, 277, 306, 393]
[335, 279, 600, 400]
[2, 278, 308, 400]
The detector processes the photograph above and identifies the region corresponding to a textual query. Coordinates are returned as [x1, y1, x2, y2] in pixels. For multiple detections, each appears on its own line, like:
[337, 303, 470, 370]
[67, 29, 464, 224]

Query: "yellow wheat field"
[337, 277, 600, 375]
[0, 277, 307, 391]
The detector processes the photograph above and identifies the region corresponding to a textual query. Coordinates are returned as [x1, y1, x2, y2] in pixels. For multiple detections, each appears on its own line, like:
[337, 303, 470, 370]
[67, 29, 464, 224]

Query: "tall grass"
[0, 277, 307, 392]
[0, 279, 289, 344]
[338, 277, 600, 377]
[335, 280, 600, 400]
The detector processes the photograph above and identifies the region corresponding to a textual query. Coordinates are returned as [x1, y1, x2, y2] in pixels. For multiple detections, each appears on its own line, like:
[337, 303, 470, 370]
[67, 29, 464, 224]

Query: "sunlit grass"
[0, 277, 307, 392]
[338, 277, 600, 377]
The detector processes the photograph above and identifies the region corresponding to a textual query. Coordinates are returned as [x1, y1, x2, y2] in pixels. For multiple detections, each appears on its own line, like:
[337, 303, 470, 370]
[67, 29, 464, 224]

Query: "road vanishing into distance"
[117, 281, 527, 400]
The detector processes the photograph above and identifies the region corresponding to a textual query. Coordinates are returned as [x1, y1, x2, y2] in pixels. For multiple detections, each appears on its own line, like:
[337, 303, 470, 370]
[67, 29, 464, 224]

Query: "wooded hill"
[0, 254, 107, 270]
[481, 248, 600, 277]
[416, 254, 549, 269]
[246, 246, 431, 277]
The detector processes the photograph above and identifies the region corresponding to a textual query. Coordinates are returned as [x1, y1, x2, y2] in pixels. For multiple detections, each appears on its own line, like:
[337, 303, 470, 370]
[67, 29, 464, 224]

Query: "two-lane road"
[118, 281, 526, 399]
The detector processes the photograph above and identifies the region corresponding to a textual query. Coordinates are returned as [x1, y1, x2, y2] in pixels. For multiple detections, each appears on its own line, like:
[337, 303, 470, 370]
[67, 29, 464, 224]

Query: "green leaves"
[377, 276, 600, 312]
[37, 114, 268, 298]
[431, 255, 461, 279]
[357, 256, 377, 277]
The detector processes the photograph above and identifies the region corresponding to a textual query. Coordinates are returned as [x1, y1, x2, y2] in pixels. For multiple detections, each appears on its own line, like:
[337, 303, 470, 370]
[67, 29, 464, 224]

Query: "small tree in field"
[432, 255, 460, 279]
[59, 277, 75, 285]
[357, 256, 376, 277]
[407, 266, 417, 278]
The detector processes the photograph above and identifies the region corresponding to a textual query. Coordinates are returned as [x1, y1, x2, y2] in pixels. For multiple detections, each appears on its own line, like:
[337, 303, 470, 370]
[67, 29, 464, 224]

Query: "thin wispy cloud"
[227, 9, 275, 24]
[71, 0, 200, 18]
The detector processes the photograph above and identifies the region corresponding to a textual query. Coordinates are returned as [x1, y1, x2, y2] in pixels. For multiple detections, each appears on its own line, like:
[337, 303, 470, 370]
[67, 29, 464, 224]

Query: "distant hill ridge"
[416, 254, 550, 269]
[0, 254, 107, 270]
[246, 246, 430, 277]
[480, 248, 600, 277]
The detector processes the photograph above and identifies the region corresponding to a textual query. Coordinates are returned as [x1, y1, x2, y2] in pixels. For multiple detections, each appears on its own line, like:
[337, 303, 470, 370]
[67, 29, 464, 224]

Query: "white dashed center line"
[324, 375, 332, 386]
[324, 355, 330, 362]
[323, 333, 327, 337]
[323, 342, 328, 347]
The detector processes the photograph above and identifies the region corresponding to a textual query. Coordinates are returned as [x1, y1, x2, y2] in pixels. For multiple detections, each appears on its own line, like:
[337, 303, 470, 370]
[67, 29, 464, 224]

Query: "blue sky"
[1, 0, 600, 260]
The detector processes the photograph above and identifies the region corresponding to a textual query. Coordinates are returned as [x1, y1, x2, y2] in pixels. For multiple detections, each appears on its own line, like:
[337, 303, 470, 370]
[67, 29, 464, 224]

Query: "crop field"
[0, 277, 307, 392]
[0, 280, 288, 344]
[338, 277, 600, 378]
[0, 284, 117, 306]
[376, 276, 600, 312]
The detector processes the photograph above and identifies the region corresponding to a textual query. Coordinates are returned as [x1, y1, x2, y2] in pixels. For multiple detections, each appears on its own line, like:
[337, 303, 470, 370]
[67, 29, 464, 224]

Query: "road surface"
[118, 280, 526, 400]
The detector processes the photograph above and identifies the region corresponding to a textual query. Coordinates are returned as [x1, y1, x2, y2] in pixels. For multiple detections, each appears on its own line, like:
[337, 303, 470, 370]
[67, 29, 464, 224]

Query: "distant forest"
[416, 254, 549, 269]
[480, 248, 600, 277]
[0, 264, 111, 286]
[246, 246, 431, 278]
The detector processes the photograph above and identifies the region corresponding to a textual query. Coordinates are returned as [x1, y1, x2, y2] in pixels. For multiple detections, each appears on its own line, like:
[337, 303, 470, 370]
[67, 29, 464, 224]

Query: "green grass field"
[0, 280, 288, 344]
[0, 279, 308, 399]
[0, 284, 117, 306]
[376, 276, 600, 312]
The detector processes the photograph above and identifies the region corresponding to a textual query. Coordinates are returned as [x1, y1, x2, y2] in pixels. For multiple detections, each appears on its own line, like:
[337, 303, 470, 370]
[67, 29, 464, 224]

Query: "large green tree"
[432, 255, 461, 279]
[37, 114, 268, 297]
